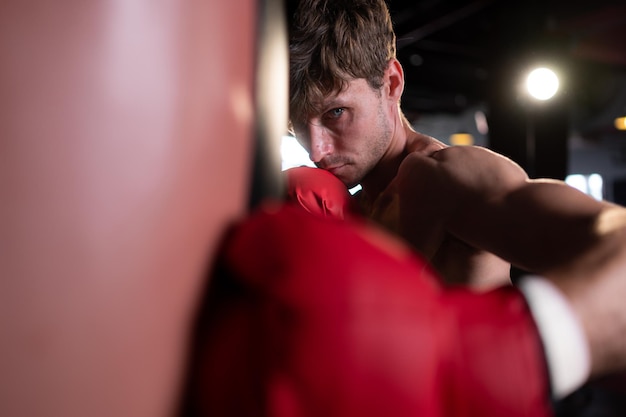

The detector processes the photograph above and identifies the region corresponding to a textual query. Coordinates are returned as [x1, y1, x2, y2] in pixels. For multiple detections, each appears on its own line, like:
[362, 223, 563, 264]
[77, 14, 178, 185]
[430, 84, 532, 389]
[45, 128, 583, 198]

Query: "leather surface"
[187, 204, 553, 417]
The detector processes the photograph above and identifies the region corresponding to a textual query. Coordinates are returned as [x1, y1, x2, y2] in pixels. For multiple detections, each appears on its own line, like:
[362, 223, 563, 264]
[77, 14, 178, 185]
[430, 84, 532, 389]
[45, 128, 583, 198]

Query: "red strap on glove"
[187, 204, 552, 417]
[285, 167, 357, 219]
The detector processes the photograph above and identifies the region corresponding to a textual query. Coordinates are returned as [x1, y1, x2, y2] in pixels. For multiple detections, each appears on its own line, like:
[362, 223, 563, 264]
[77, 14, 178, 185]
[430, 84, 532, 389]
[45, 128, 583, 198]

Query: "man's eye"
[326, 108, 345, 119]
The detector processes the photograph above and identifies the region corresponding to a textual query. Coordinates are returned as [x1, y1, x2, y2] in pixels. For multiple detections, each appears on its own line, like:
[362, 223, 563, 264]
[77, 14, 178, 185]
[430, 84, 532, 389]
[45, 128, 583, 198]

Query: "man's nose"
[307, 124, 334, 163]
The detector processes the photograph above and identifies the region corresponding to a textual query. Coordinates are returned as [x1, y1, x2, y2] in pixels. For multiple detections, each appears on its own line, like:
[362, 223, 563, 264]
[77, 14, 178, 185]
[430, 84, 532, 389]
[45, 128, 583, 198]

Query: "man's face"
[291, 78, 393, 188]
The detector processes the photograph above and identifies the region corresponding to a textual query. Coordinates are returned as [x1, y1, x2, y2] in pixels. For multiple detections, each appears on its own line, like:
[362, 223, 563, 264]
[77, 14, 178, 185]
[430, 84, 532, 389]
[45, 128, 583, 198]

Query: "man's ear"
[385, 58, 405, 102]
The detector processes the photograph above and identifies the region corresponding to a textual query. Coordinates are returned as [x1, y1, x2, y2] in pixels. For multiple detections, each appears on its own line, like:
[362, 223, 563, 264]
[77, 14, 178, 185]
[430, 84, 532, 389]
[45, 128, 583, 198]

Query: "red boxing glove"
[285, 166, 356, 219]
[187, 205, 552, 417]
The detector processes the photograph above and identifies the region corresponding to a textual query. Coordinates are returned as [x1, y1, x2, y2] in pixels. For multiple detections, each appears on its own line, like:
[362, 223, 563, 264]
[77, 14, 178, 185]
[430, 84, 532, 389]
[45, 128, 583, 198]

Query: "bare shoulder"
[399, 145, 529, 198]
[405, 131, 446, 156]
[430, 144, 518, 165]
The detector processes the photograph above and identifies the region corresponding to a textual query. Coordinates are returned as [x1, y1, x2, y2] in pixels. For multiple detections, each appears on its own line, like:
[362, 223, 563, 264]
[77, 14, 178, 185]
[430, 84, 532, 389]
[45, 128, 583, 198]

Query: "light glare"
[281, 136, 314, 170]
[566, 174, 603, 201]
[526, 67, 559, 101]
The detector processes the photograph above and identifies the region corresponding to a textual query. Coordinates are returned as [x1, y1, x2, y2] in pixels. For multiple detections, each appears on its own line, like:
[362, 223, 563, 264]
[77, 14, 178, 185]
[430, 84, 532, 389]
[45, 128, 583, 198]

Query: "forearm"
[448, 179, 623, 274]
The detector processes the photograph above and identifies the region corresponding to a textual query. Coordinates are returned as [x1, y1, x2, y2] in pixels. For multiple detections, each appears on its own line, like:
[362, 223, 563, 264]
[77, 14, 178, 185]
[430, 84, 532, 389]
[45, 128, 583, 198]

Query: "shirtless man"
[287, 0, 626, 287]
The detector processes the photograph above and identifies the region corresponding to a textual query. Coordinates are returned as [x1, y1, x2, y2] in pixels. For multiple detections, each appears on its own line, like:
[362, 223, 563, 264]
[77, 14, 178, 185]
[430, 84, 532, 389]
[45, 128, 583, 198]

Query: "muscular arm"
[403, 146, 621, 274]
[393, 145, 626, 376]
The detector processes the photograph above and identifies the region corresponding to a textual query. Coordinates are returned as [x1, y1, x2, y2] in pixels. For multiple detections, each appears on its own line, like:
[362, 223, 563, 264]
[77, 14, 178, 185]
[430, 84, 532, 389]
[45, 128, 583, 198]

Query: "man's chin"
[336, 173, 362, 189]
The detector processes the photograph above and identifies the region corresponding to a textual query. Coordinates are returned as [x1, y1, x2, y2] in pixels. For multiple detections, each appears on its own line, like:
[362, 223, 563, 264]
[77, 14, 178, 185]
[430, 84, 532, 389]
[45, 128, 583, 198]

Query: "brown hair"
[288, 0, 396, 126]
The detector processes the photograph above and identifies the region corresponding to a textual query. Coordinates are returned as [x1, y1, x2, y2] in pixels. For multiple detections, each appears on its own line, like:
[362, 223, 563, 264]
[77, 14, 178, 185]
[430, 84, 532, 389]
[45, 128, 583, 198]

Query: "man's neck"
[358, 119, 411, 211]
[356, 120, 446, 214]
[359, 151, 406, 205]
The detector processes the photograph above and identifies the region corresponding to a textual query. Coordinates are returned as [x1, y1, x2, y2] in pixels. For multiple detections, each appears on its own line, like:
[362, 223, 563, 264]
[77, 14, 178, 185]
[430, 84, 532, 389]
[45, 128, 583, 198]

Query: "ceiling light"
[526, 67, 559, 101]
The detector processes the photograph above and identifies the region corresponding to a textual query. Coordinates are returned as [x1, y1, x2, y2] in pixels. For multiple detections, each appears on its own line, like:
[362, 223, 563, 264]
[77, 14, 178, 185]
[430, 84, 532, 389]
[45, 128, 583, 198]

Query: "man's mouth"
[325, 164, 346, 175]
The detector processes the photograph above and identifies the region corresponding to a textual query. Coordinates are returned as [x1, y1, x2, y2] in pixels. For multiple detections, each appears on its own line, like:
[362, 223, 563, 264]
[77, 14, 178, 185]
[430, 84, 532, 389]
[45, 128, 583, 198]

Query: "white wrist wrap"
[517, 275, 591, 400]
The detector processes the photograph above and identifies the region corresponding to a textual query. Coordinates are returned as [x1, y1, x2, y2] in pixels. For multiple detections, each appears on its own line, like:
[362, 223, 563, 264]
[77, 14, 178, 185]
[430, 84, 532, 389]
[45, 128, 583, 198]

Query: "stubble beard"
[358, 101, 394, 189]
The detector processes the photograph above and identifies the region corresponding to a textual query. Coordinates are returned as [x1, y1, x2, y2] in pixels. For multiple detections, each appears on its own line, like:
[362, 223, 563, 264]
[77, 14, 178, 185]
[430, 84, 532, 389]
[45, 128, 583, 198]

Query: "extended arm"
[392, 145, 621, 274]
[392, 145, 626, 377]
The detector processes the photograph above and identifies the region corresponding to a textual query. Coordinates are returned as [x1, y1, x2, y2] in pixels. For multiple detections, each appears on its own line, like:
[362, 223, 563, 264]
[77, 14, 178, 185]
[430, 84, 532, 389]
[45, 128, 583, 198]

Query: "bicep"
[387, 151, 459, 258]
[394, 146, 611, 272]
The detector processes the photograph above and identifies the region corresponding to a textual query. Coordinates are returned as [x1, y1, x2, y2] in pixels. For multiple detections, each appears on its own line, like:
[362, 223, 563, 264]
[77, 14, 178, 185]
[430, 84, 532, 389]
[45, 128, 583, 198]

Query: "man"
[286, 0, 625, 289]
[283, 0, 626, 411]
[287, 0, 512, 288]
